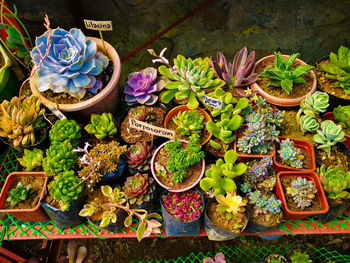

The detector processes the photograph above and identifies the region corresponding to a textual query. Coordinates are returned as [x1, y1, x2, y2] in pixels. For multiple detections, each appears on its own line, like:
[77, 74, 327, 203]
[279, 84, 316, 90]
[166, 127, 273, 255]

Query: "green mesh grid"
[132, 244, 350, 263]
[0, 147, 350, 241]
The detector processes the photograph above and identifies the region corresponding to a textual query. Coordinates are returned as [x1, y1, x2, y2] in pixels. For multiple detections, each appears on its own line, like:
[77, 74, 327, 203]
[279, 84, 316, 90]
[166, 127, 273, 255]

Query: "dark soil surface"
[315, 145, 349, 172]
[276, 145, 311, 170]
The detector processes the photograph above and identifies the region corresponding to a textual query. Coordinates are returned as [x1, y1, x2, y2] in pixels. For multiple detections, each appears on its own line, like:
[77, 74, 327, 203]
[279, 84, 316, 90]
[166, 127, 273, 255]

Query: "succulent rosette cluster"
[31, 28, 109, 99]
[124, 173, 153, 205]
[125, 67, 165, 105]
[126, 141, 152, 171]
[162, 191, 203, 223]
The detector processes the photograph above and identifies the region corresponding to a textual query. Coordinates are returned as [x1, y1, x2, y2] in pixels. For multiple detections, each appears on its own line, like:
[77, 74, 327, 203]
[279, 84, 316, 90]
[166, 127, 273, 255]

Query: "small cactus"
[84, 113, 117, 139]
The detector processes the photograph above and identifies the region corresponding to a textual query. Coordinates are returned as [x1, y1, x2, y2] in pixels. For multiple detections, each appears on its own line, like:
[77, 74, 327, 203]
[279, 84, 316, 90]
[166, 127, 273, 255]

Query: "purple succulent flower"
[125, 67, 165, 105]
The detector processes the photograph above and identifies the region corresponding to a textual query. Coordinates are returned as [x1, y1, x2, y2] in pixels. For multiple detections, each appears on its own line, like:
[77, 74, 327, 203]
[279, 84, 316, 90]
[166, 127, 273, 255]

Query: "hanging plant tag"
[129, 118, 174, 139]
[48, 105, 67, 120]
[83, 19, 113, 31]
[203, 95, 223, 109]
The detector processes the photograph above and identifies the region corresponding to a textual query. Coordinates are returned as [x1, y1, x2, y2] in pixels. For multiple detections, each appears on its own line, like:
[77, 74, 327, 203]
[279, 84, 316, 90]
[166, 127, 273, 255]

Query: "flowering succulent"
[123, 173, 154, 205]
[286, 177, 317, 209]
[48, 170, 84, 212]
[173, 110, 204, 136]
[313, 120, 346, 155]
[200, 150, 247, 196]
[49, 119, 81, 146]
[162, 190, 203, 223]
[210, 47, 257, 92]
[18, 148, 44, 171]
[247, 190, 282, 214]
[216, 191, 247, 220]
[129, 106, 156, 125]
[319, 46, 350, 94]
[43, 141, 78, 176]
[80, 185, 162, 241]
[318, 164, 350, 199]
[299, 115, 319, 133]
[126, 141, 152, 171]
[278, 139, 304, 168]
[0, 96, 46, 147]
[259, 52, 314, 95]
[125, 67, 165, 105]
[290, 251, 312, 263]
[157, 52, 225, 109]
[333, 105, 350, 130]
[31, 27, 109, 99]
[238, 96, 284, 154]
[6, 182, 35, 206]
[248, 156, 273, 183]
[84, 113, 117, 139]
[203, 252, 226, 263]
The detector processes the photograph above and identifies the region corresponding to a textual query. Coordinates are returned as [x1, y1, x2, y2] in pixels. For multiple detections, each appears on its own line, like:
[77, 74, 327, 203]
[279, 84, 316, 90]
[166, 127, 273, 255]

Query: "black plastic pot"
[316, 200, 350, 223]
[245, 214, 283, 234]
[87, 209, 128, 233]
[41, 198, 85, 229]
[160, 189, 204, 236]
[98, 155, 127, 186]
[315, 142, 350, 170]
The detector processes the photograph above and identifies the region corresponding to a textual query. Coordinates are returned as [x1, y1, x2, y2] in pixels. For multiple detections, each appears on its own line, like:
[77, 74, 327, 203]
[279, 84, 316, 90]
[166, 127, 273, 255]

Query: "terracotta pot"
[30, 37, 121, 119]
[250, 55, 317, 107]
[163, 105, 212, 146]
[0, 172, 49, 222]
[151, 139, 205, 192]
[275, 171, 329, 220]
[323, 112, 350, 149]
[274, 136, 316, 172]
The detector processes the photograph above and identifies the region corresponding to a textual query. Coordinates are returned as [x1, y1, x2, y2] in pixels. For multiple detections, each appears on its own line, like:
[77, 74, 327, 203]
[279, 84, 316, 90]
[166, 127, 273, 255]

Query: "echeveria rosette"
[125, 67, 165, 105]
[31, 28, 109, 99]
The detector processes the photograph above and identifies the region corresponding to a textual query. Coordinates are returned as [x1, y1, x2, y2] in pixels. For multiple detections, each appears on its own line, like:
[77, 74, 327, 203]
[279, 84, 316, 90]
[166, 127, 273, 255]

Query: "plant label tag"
[203, 95, 223, 109]
[48, 105, 67, 120]
[129, 118, 175, 139]
[84, 19, 113, 31]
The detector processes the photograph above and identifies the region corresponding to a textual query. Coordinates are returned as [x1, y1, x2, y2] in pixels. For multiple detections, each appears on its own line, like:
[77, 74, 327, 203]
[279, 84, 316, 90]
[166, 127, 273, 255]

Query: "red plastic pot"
[275, 171, 329, 220]
[274, 137, 316, 172]
[323, 112, 350, 149]
[0, 172, 49, 222]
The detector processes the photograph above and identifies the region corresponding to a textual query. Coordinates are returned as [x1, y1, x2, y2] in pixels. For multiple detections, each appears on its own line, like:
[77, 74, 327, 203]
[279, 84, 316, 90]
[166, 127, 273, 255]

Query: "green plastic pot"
[0, 44, 19, 102]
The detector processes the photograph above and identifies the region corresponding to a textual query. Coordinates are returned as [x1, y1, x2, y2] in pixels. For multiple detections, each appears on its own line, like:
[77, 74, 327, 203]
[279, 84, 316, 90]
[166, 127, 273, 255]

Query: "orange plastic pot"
[323, 112, 350, 149]
[275, 171, 329, 220]
[250, 55, 317, 107]
[0, 172, 49, 222]
[164, 105, 212, 146]
[274, 137, 316, 172]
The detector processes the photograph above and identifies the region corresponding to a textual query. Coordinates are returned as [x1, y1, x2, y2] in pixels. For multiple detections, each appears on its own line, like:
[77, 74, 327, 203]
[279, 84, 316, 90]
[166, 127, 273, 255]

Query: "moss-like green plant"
[18, 148, 44, 171]
[290, 251, 312, 263]
[43, 141, 77, 176]
[318, 164, 350, 199]
[6, 182, 34, 206]
[48, 170, 84, 212]
[200, 150, 247, 196]
[173, 110, 204, 136]
[84, 113, 117, 139]
[49, 119, 81, 146]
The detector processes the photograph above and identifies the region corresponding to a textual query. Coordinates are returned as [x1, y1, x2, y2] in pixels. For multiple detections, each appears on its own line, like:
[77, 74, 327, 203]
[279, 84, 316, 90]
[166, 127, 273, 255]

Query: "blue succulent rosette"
[31, 28, 109, 99]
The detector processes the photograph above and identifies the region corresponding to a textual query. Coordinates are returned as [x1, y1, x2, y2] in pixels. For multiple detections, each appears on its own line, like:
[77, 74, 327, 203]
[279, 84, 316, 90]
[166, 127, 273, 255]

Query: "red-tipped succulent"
[126, 141, 152, 171]
[124, 173, 154, 205]
[210, 47, 258, 95]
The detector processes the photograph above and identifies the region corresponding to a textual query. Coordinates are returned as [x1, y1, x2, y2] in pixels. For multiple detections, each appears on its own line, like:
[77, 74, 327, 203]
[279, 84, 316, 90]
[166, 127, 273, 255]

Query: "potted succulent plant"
[41, 170, 85, 228]
[316, 46, 350, 108]
[84, 112, 117, 144]
[250, 52, 316, 106]
[151, 135, 205, 192]
[264, 254, 288, 263]
[275, 171, 329, 220]
[126, 141, 153, 174]
[161, 189, 204, 236]
[317, 165, 350, 223]
[240, 184, 283, 234]
[18, 148, 44, 171]
[29, 24, 121, 118]
[120, 105, 166, 144]
[289, 251, 313, 263]
[0, 172, 49, 222]
[49, 119, 82, 146]
[274, 137, 316, 172]
[204, 191, 248, 241]
[58, 240, 94, 263]
[164, 105, 212, 145]
[203, 252, 227, 263]
[79, 185, 162, 241]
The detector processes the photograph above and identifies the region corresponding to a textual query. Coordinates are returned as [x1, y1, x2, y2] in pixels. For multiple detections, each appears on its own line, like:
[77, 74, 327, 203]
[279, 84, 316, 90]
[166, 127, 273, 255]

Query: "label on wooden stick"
[129, 118, 174, 139]
[203, 95, 223, 109]
[84, 19, 113, 31]
[48, 105, 67, 120]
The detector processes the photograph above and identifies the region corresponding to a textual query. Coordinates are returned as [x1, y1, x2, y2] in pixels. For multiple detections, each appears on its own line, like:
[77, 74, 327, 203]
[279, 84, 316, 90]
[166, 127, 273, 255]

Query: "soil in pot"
[279, 109, 314, 143]
[41, 56, 114, 104]
[315, 145, 349, 172]
[3, 176, 45, 209]
[242, 161, 276, 192]
[276, 144, 311, 170]
[206, 201, 248, 233]
[121, 106, 166, 143]
[154, 146, 202, 190]
[205, 137, 235, 158]
[255, 61, 313, 99]
[316, 59, 350, 100]
[281, 176, 322, 212]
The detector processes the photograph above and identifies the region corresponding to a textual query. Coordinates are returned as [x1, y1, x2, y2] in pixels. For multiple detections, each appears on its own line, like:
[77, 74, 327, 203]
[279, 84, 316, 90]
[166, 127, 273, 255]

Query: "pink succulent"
[126, 141, 152, 169]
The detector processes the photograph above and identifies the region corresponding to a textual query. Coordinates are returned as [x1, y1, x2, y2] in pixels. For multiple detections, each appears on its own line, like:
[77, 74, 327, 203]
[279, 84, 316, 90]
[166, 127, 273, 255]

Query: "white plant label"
[129, 118, 175, 139]
[84, 19, 113, 31]
[48, 105, 67, 120]
[203, 95, 223, 109]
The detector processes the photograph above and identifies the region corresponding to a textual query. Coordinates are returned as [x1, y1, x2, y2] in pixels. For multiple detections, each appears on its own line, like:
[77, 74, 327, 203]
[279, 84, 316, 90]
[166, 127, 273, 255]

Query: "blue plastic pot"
[98, 155, 126, 186]
[41, 198, 85, 229]
[160, 189, 204, 236]
[88, 209, 127, 233]
[258, 234, 284, 240]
